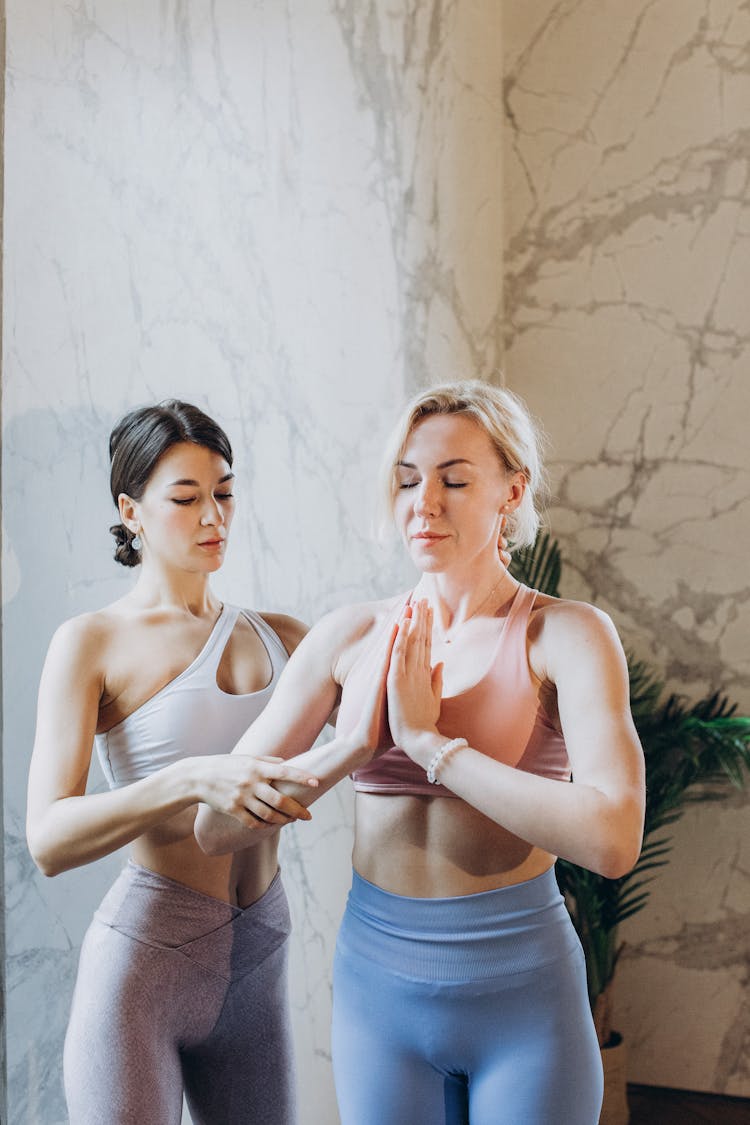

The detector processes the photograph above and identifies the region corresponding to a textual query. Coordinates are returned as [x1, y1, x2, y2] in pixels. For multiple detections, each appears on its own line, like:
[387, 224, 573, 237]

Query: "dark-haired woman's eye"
[172, 498, 196, 505]
[444, 481, 468, 489]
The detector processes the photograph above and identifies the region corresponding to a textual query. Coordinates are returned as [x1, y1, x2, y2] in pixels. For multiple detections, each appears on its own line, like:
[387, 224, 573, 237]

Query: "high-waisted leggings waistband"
[93, 862, 291, 977]
[339, 865, 580, 982]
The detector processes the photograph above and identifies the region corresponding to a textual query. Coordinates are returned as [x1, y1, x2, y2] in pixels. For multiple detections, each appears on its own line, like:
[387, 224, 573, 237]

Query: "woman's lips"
[412, 532, 449, 547]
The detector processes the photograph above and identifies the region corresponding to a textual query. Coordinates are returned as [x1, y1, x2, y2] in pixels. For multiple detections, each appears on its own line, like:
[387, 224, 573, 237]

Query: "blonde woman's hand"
[386, 600, 442, 752]
[349, 618, 399, 757]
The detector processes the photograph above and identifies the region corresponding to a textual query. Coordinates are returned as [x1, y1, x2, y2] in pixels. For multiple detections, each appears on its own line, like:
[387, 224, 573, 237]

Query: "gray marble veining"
[5, 0, 746, 1117]
[503, 0, 750, 1096]
[2, 2, 503, 1121]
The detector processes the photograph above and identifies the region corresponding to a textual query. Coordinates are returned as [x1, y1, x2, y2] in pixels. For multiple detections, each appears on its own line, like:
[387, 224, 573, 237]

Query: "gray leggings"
[64, 862, 296, 1125]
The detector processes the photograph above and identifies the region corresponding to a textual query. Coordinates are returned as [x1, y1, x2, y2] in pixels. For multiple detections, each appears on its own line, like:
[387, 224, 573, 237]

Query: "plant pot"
[599, 1032, 629, 1125]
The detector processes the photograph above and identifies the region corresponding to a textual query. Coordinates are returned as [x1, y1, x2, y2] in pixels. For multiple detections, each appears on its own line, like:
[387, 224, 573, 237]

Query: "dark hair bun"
[110, 522, 141, 568]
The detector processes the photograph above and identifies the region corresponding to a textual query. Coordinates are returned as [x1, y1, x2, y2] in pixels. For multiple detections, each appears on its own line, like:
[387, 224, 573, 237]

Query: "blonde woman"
[196, 381, 645, 1125]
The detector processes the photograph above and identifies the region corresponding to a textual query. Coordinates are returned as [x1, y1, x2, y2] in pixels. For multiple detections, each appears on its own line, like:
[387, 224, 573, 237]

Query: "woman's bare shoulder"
[292, 591, 407, 664]
[48, 600, 130, 650]
[322, 591, 406, 639]
[41, 601, 136, 686]
[257, 612, 309, 656]
[255, 602, 397, 660]
[323, 593, 407, 684]
[528, 592, 624, 680]
[530, 592, 616, 634]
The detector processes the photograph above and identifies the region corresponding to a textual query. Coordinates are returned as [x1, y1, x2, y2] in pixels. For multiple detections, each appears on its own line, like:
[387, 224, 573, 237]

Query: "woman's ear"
[501, 471, 527, 515]
[118, 493, 139, 533]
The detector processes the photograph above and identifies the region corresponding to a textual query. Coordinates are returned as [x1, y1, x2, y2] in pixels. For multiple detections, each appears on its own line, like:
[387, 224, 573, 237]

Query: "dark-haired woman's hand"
[190, 754, 319, 828]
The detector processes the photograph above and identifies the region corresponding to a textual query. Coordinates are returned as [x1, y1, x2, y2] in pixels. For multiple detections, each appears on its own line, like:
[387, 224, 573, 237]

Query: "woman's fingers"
[391, 607, 412, 673]
[391, 599, 434, 677]
[423, 604, 433, 669]
[431, 661, 443, 700]
[411, 599, 430, 671]
[231, 754, 319, 788]
[262, 759, 320, 787]
[226, 801, 300, 830]
[244, 784, 313, 824]
[208, 757, 318, 825]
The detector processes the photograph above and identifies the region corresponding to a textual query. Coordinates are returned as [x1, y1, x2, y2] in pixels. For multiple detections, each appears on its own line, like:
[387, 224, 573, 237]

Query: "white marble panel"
[2, 1, 503, 1121]
[502, 0, 750, 1097]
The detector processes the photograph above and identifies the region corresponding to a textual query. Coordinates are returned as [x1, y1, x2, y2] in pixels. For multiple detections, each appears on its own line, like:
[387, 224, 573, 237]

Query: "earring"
[131, 532, 142, 551]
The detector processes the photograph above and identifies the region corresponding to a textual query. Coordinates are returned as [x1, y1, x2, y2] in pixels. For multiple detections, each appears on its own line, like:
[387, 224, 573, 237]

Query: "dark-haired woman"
[26, 401, 385, 1125]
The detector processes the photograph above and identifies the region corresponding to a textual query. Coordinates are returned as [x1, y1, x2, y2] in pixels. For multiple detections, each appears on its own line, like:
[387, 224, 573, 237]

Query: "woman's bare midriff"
[130, 809, 281, 908]
[353, 792, 555, 898]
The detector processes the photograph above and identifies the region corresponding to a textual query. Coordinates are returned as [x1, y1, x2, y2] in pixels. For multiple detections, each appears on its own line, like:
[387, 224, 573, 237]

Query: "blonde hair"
[378, 380, 547, 549]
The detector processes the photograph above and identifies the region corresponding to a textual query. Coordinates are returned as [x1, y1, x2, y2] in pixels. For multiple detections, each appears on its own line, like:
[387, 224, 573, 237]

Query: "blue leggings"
[332, 866, 603, 1125]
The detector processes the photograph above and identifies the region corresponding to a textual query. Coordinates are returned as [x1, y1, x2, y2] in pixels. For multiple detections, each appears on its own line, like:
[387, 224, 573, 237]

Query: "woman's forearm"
[279, 735, 371, 800]
[27, 760, 198, 877]
[195, 734, 370, 855]
[407, 732, 644, 879]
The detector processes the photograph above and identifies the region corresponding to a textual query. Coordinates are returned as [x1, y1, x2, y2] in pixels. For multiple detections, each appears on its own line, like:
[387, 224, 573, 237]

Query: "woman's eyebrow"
[167, 472, 235, 487]
[397, 459, 473, 470]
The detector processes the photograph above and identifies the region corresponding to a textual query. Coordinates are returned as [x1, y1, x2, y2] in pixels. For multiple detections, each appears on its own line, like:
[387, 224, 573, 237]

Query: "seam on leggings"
[205, 928, 290, 1032]
[179, 924, 290, 984]
[335, 933, 583, 987]
[95, 912, 244, 951]
[96, 915, 291, 990]
[96, 868, 285, 952]
[95, 918, 236, 984]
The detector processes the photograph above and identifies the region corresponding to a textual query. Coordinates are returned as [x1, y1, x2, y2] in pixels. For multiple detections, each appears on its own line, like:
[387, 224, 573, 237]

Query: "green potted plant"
[509, 535, 750, 1122]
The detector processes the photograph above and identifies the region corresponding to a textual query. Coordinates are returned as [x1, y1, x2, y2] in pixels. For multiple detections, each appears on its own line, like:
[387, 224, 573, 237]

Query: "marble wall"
[5, 0, 747, 1118]
[1, 5, 8, 1117]
[502, 0, 750, 1097]
[1, 2, 502, 1122]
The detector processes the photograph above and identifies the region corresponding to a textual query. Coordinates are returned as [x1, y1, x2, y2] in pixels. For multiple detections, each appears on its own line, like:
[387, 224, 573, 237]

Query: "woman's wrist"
[399, 730, 470, 786]
[398, 728, 443, 768]
[296, 733, 372, 780]
[173, 756, 210, 805]
[425, 738, 469, 784]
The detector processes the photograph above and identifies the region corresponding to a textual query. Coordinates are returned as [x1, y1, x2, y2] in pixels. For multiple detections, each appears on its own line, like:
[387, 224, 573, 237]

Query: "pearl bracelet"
[426, 738, 469, 784]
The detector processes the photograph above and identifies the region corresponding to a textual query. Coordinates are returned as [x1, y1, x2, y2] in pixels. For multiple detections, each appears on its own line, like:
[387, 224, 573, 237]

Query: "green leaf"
[508, 532, 562, 597]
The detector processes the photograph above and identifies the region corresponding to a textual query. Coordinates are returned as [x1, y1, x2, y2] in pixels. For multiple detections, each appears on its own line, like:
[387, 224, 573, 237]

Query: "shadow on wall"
[3, 406, 129, 1124]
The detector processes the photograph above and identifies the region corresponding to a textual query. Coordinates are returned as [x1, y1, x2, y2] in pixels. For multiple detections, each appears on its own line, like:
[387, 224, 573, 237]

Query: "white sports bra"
[95, 606, 288, 789]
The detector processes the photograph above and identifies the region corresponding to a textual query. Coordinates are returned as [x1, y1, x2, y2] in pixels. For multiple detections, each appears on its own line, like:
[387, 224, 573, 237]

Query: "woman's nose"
[200, 498, 224, 525]
[414, 480, 440, 517]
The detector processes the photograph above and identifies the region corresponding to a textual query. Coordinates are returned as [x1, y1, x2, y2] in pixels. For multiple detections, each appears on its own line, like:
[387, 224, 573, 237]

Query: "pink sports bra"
[338, 583, 570, 796]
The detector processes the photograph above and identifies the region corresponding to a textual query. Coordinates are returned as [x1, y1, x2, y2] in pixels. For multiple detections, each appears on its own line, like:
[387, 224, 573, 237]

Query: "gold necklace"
[439, 573, 508, 644]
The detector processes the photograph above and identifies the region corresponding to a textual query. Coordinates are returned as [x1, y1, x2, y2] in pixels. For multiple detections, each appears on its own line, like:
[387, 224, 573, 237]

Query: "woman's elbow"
[193, 809, 234, 856]
[26, 829, 65, 878]
[596, 844, 639, 881]
[194, 829, 227, 856]
[596, 815, 644, 879]
[585, 786, 643, 879]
